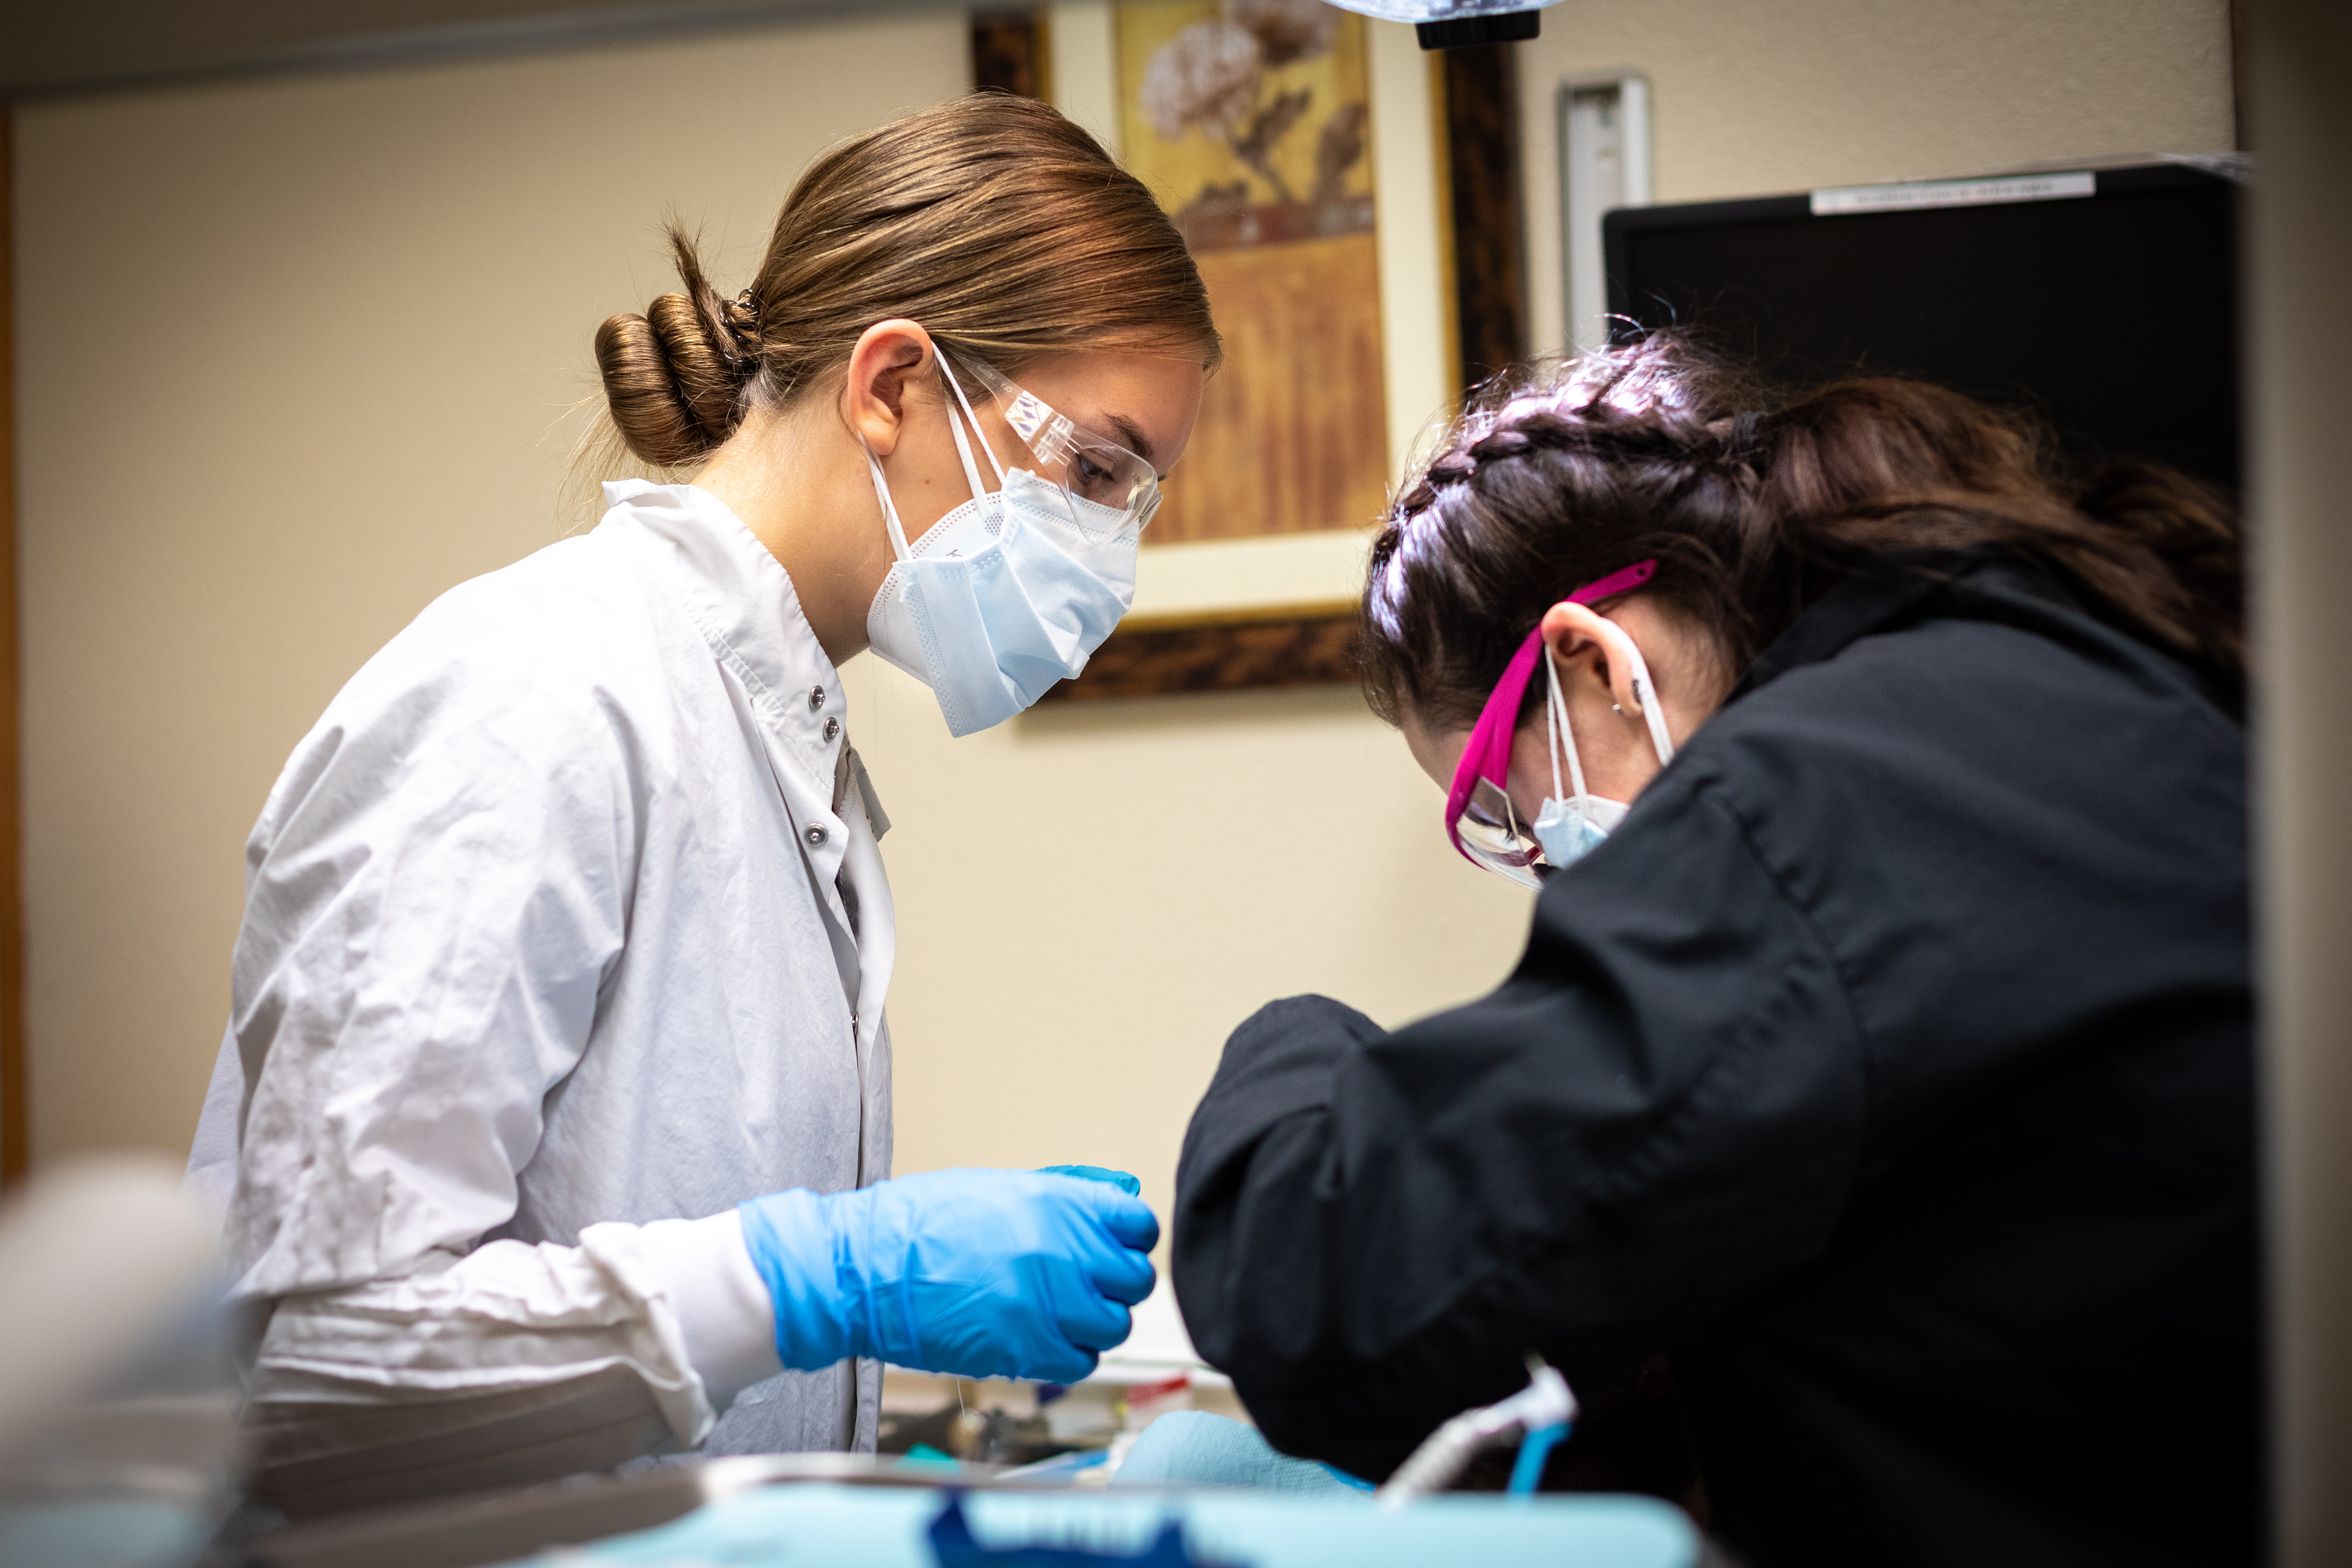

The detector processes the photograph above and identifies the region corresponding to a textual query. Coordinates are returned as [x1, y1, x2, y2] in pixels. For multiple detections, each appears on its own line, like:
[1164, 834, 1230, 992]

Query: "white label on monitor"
[1810, 171, 2096, 216]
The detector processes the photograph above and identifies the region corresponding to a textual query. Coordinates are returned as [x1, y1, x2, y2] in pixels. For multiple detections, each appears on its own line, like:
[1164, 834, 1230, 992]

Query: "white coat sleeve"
[243, 1212, 783, 1516]
[219, 606, 782, 1516]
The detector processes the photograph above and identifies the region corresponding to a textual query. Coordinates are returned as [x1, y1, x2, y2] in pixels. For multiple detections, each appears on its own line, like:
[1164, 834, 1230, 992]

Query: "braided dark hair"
[1361, 332, 2243, 731]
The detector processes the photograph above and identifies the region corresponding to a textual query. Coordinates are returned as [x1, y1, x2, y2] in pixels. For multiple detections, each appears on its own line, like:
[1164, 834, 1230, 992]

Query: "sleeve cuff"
[629, 1210, 785, 1411]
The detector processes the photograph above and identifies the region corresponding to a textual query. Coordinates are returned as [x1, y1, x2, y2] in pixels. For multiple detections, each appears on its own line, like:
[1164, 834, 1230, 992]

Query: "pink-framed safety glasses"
[1443, 559, 1658, 885]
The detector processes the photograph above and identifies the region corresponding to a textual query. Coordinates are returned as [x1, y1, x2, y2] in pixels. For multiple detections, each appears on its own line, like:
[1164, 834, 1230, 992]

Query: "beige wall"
[11, 0, 2236, 1215]
[10, 10, 1532, 1200]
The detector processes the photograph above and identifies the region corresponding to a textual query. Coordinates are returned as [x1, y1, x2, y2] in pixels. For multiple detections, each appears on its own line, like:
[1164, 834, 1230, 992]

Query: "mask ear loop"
[1544, 645, 1591, 803]
[937, 355, 1007, 489]
[860, 435, 915, 561]
[1618, 638, 1678, 765]
[859, 344, 997, 564]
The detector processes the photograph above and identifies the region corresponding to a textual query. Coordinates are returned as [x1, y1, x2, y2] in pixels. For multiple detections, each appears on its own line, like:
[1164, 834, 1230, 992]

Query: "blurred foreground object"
[1110, 1411, 1369, 1497]
[0, 1156, 238, 1568]
[2248, 3, 2352, 1565]
[524, 1480, 1696, 1567]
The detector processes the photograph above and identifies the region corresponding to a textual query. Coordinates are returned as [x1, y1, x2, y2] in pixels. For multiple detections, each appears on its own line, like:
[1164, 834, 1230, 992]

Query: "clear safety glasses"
[1444, 559, 1659, 888]
[947, 353, 1164, 534]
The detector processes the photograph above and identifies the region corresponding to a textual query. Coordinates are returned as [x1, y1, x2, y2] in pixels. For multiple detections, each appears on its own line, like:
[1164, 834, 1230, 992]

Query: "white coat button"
[805, 824, 827, 847]
[808, 686, 826, 712]
[822, 716, 840, 742]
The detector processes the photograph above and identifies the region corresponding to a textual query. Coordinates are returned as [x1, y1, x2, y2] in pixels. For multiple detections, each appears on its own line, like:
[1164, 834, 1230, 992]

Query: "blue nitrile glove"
[1035, 1165, 1141, 1195]
[736, 1168, 1159, 1384]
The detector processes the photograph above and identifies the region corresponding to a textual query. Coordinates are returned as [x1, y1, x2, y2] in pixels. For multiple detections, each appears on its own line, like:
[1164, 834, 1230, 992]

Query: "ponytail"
[2070, 460, 2244, 675]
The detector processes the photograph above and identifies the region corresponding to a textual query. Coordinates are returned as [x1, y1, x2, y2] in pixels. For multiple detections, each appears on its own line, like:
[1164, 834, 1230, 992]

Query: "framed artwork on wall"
[1037, 0, 1391, 701]
[1116, 0, 1389, 546]
[1008, 1, 1459, 702]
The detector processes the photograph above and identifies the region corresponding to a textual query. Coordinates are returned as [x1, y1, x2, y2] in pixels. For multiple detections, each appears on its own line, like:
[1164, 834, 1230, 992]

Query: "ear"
[1540, 601, 1646, 717]
[843, 319, 935, 457]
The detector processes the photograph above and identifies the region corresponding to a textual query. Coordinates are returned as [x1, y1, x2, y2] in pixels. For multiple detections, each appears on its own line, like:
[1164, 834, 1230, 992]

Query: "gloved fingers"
[1056, 1291, 1134, 1353]
[1072, 1186, 1161, 1254]
[1036, 1164, 1142, 1196]
[1087, 1242, 1157, 1307]
[1028, 1343, 1101, 1385]
[1034, 1172, 1159, 1250]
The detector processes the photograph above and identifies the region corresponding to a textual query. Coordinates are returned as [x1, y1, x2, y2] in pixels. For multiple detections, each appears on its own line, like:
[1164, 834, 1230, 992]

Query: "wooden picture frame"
[1045, 602, 1359, 702]
[975, 5, 1483, 703]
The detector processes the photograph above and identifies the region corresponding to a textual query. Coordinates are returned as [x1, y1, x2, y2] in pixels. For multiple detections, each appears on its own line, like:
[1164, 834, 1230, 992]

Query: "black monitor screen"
[1602, 165, 2241, 490]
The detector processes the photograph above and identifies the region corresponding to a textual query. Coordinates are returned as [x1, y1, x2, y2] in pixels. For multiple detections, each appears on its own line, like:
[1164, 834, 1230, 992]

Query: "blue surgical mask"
[1530, 631, 1675, 869]
[862, 360, 1138, 736]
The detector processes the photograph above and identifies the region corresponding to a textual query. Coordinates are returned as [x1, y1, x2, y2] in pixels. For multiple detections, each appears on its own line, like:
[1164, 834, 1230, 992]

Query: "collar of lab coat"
[598, 479, 896, 1065]
[596, 478, 853, 847]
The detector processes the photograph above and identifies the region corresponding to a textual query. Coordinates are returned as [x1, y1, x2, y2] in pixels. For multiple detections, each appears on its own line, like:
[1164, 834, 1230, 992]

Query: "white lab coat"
[184, 481, 896, 1517]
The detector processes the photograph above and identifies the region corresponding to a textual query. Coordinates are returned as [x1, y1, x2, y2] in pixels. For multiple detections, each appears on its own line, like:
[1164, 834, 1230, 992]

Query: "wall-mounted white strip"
[1558, 75, 1651, 353]
[1810, 170, 2095, 216]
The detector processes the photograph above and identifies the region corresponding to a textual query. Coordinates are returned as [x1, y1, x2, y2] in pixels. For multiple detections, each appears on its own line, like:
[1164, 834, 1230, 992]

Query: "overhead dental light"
[1319, 0, 1562, 49]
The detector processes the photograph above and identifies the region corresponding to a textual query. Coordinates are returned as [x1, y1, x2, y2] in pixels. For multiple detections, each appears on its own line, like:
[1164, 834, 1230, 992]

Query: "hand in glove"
[737, 1167, 1159, 1384]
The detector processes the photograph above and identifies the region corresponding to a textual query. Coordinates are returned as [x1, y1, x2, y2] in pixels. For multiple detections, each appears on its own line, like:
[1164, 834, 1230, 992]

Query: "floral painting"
[1117, 0, 1389, 545]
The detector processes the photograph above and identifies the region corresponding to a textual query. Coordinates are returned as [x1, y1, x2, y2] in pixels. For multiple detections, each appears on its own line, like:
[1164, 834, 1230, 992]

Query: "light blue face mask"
[862, 358, 1139, 737]
[1529, 629, 1676, 869]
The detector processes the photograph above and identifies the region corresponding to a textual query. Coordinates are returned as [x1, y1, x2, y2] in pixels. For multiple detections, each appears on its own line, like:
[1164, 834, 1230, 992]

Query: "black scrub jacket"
[1174, 553, 2257, 1568]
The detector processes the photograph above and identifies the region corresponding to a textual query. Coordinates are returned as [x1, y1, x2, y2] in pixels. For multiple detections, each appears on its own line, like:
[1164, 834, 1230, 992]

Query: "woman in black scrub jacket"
[1173, 336, 2257, 1568]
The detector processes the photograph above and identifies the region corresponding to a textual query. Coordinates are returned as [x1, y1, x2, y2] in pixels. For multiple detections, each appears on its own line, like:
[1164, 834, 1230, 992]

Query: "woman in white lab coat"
[185, 94, 1215, 1517]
